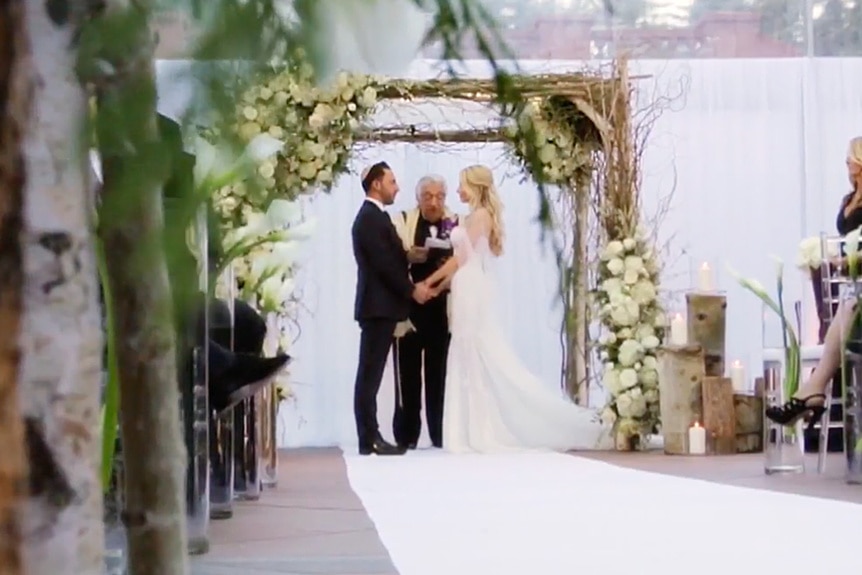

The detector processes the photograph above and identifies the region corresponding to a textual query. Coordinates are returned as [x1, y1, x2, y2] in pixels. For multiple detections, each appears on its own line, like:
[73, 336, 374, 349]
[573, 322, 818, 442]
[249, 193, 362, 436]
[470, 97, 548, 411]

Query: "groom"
[352, 161, 432, 455]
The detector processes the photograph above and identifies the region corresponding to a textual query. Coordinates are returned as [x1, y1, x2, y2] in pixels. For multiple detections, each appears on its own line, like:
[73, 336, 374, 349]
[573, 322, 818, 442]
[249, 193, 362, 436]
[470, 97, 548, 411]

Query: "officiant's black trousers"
[354, 319, 396, 448]
[393, 327, 450, 448]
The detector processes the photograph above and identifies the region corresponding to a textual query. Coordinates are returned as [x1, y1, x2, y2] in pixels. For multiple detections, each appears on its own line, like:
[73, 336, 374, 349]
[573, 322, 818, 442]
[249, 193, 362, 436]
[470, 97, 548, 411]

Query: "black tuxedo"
[351, 199, 414, 448]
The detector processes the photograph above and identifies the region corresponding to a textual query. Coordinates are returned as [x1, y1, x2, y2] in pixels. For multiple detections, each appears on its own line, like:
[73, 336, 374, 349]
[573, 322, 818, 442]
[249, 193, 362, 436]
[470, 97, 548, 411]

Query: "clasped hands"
[412, 279, 444, 304]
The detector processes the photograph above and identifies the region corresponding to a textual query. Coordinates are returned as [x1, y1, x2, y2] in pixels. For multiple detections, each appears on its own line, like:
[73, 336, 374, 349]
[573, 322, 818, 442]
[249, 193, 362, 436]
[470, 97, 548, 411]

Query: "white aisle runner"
[344, 450, 860, 575]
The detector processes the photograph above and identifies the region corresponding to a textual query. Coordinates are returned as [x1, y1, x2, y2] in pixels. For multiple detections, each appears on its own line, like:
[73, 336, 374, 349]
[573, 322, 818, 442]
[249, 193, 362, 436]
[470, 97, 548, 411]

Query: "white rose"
[616, 392, 633, 417]
[617, 338, 643, 367]
[643, 389, 659, 405]
[624, 255, 644, 274]
[623, 238, 636, 250]
[359, 86, 378, 107]
[642, 355, 657, 370]
[259, 87, 273, 100]
[600, 407, 617, 426]
[619, 368, 639, 390]
[630, 280, 656, 305]
[599, 331, 617, 345]
[607, 257, 625, 276]
[298, 162, 318, 180]
[627, 388, 647, 418]
[623, 269, 639, 285]
[242, 106, 259, 121]
[274, 91, 289, 105]
[602, 241, 624, 261]
[601, 277, 625, 300]
[610, 299, 640, 327]
[268, 126, 285, 139]
[641, 335, 660, 350]
[618, 327, 633, 339]
[639, 368, 658, 386]
[603, 368, 623, 396]
[257, 161, 276, 179]
[318, 168, 333, 183]
[538, 143, 557, 164]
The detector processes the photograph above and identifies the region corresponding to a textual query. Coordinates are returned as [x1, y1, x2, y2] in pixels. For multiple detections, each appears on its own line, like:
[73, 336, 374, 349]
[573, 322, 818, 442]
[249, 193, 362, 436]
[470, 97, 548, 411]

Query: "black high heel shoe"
[765, 393, 827, 427]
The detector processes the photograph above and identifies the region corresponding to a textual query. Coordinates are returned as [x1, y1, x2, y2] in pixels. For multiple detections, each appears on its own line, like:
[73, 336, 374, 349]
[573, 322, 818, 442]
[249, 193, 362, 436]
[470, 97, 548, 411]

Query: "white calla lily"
[266, 199, 303, 229]
[244, 133, 284, 163]
[285, 218, 318, 241]
[193, 134, 285, 192]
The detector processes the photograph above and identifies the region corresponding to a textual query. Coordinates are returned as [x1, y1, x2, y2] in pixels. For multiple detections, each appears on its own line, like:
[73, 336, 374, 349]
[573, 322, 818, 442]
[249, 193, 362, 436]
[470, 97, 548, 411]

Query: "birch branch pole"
[93, 3, 188, 573]
[0, 1, 29, 572]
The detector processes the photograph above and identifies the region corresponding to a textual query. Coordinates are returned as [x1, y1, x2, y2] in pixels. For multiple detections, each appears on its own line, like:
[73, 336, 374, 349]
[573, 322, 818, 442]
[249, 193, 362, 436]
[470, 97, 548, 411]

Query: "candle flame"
[674, 312, 682, 320]
[700, 262, 710, 271]
[733, 360, 742, 368]
[693, 422, 701, 428]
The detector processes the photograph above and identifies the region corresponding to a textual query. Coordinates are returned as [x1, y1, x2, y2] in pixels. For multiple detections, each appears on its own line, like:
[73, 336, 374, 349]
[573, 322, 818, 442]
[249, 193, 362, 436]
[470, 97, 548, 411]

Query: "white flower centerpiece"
[796, 235, 838, 274]
[595, 232, 665, 448]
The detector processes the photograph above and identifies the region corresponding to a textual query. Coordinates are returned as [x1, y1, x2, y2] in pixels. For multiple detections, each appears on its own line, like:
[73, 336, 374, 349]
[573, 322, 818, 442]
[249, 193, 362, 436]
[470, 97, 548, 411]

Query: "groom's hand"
[412, 282, 431, 304]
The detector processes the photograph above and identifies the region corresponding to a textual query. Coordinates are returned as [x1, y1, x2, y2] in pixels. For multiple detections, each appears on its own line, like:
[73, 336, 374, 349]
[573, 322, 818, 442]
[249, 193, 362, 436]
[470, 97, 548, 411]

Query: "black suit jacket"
[352, 200, 414, 322]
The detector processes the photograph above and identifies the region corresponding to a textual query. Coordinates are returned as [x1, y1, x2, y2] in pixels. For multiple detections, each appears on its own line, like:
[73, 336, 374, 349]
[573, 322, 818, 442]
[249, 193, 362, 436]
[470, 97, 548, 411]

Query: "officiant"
[390, 175, 458, 449]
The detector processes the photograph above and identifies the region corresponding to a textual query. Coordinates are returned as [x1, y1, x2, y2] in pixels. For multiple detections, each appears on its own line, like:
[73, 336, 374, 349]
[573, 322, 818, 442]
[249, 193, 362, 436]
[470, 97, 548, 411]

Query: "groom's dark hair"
[361, 161, 390, 193]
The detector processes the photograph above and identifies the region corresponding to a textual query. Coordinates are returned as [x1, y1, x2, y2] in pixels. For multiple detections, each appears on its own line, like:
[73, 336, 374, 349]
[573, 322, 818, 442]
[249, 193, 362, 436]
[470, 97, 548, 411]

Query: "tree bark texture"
[0, 1, 30, 573]
[657, 344, 705, 455]
[18, 0, 104, 573]
[96, 5, 189, 573]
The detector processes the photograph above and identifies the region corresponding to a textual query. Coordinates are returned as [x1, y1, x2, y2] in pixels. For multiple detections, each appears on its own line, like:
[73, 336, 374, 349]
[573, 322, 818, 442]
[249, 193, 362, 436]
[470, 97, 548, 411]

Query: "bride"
[422, 165, 611, 453]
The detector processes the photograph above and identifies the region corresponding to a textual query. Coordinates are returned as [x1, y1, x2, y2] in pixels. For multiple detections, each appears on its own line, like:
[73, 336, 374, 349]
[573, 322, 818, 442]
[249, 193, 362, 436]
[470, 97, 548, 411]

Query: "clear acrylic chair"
[814, 233, 850, 473]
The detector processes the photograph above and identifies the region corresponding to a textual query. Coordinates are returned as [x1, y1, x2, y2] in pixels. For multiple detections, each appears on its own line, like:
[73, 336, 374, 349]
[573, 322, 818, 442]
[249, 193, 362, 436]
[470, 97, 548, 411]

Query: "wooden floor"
[191, 448, 862, 574]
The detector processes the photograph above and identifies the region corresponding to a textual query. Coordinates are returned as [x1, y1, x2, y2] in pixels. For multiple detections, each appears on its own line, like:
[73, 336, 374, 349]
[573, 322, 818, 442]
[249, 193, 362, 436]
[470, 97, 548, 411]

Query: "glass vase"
[845, 351, 862, 484]
[260, 383, 279, 488]
[763, 362, 805, 474]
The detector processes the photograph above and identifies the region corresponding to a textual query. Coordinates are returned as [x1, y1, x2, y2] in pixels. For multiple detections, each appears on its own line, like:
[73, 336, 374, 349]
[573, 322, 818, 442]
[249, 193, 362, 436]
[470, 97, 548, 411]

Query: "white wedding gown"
[443, 214, 612, 453]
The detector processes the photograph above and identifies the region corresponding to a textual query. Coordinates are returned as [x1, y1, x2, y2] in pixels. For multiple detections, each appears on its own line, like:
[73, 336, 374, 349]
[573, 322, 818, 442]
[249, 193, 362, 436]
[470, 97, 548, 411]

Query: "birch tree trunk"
[95, 3, 189, 572]
[0, 1, 30, 573]
[18, 0, 104, 573]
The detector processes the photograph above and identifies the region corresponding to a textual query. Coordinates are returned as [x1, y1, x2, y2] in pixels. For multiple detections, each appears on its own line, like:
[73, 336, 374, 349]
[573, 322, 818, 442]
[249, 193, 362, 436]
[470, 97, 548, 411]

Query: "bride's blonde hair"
[460, 164, 504, 256]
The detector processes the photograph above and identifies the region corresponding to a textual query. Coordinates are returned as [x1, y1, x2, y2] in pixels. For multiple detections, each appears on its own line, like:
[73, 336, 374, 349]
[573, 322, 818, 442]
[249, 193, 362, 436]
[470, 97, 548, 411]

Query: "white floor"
[344, 450, 860, 575]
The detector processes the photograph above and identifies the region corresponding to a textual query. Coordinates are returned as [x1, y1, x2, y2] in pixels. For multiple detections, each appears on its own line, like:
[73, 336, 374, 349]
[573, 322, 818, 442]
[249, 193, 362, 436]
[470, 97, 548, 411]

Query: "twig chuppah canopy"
[214, 56, 664, 449]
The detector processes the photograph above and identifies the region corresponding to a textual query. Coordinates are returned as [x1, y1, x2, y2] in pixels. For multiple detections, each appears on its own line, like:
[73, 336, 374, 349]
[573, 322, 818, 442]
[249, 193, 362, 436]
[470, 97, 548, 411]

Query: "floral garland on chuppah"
[200, 51, 387, 403]
[595, 234, 664, 442]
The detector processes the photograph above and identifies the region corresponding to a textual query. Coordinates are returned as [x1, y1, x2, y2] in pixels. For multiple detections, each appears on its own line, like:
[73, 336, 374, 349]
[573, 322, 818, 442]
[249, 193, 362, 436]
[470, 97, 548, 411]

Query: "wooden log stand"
[734, 376, 764, 453]
[685, 293, 727, 377]
[702, 376, 736, 454]
[658, 344, 706, 455]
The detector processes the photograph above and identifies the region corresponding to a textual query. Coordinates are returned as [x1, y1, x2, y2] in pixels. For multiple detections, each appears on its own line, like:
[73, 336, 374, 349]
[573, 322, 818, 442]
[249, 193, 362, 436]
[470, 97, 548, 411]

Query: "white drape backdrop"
[155, 57, 862, 449]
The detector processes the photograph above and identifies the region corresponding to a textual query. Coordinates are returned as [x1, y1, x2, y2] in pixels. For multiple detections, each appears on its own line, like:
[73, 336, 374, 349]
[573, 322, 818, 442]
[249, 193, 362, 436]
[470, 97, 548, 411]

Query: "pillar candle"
[730, 360, 746, 392]
[697, 262, 714, 292]
[670, 313, 687, 345]
[688, 422, 706, 455]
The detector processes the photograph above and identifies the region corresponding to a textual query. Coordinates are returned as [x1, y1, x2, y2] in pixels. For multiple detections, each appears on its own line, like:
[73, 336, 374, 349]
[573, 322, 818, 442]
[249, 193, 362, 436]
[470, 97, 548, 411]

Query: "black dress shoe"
[209, 341, 291, 415]
[359, 437, 406, 456]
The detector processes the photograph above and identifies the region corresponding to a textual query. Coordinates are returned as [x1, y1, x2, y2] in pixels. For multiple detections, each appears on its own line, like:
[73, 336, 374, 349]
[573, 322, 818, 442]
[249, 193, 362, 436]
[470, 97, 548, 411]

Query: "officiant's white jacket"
[389, 207, 457, 338]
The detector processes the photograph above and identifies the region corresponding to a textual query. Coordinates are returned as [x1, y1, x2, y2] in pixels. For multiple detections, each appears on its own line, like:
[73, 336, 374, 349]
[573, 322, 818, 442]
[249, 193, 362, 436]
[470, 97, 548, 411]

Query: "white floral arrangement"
[796, 235, 837, 273]
[595, 232, 665, 441]
[221, 198, 316, 336]
[505, 98, 591, 186]
[229, 51, 383, 203]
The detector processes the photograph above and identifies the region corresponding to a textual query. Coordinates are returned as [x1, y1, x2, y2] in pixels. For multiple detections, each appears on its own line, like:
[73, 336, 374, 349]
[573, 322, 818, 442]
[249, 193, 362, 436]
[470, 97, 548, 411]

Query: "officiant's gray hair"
[415, 174, 447, 200]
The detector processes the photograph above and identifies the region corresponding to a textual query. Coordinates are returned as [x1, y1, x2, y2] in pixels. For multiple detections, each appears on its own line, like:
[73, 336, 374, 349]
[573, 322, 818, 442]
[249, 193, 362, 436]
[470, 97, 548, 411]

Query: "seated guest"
[158, 114, 289, 415]
[767, 137, 862, 426]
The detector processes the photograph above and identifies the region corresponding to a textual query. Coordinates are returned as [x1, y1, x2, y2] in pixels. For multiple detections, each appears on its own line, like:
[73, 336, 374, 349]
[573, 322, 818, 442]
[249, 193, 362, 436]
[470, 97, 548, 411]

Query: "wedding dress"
[443, 212, 612, 453]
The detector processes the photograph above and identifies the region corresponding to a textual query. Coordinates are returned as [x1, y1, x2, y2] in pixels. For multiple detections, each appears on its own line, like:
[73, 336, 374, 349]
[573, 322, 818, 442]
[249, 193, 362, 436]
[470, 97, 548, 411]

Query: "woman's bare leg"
[793, 299, 858, 401]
